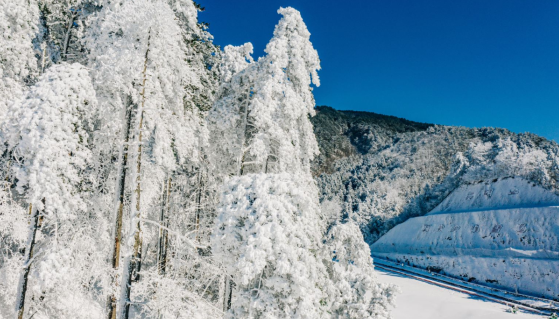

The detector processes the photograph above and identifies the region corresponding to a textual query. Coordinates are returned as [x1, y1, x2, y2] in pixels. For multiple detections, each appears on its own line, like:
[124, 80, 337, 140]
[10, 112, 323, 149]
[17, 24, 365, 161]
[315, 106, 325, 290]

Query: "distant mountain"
[310, 106, 559, 245]
[310, 106, 432, 175]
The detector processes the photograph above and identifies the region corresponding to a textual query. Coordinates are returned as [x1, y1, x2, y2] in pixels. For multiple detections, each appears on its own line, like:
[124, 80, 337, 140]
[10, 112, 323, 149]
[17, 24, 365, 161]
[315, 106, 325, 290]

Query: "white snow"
[429, 178, 559, 215]
[376, 268, 544, 319]
[371, 178, 559, 300]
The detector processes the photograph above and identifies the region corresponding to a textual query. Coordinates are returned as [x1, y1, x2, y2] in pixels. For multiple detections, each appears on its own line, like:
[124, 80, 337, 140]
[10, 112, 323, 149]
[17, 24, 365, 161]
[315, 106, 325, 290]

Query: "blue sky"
[199, 0, 559, 142]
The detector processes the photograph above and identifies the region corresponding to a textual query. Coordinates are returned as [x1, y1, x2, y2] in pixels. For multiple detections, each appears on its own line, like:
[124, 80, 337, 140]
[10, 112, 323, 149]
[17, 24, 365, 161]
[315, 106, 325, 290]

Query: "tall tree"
[85, 0, 219, 317]
[211, 7, 329, 318]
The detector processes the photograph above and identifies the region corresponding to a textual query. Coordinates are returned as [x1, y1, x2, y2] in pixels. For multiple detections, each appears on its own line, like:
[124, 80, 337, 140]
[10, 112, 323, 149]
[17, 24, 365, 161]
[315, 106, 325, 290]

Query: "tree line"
[0, 1, 396, 318]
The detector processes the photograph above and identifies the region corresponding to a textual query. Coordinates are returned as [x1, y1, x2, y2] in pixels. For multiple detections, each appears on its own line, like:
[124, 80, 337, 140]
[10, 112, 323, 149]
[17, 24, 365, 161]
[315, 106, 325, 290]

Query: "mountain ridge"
[311, 105, 559, 244]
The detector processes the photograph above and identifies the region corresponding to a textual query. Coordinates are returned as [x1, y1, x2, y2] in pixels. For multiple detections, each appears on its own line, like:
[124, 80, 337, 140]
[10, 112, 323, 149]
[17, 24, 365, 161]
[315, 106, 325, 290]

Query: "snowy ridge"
[370, 178, 559, 300]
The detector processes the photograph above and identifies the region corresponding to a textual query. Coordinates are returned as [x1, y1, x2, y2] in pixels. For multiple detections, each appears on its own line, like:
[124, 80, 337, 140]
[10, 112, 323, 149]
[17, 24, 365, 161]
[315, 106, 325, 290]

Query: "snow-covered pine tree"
[250, 7, 320, 177]
[212, 8, 397, 318]
[211, 7, 331, 318]
[1, 63, 98, 319]
[212, 173, 328, 318]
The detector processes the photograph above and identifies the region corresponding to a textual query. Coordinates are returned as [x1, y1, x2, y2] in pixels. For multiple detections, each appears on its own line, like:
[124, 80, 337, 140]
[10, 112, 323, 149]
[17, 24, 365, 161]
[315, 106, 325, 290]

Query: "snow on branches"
[212, 173, 327, 318]
[3, 63, 96, 217]
[0, 2, 399, 319]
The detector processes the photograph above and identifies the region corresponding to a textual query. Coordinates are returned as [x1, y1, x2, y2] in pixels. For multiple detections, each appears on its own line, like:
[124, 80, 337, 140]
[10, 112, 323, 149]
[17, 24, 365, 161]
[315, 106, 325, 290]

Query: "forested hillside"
[311, 106, 559, 245]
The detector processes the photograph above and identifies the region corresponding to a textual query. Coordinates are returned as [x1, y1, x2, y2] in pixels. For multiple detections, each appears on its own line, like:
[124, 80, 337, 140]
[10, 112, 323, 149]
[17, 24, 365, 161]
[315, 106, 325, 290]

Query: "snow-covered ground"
[376, 268, 544, 319]
[371, 178, 559, 299]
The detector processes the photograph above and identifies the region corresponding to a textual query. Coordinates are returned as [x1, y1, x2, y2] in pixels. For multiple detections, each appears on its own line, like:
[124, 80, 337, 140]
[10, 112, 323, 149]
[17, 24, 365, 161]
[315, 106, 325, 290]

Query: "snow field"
[376, 268, 544, 319]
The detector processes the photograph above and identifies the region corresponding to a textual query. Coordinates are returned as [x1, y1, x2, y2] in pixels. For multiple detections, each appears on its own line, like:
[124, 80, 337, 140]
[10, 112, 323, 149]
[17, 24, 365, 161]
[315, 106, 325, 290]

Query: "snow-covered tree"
[248, 6, 320, 176]
[211, 9, 399, 318]
[86, 0, 221, 317]
[1, 62, 98, 319]
[209, 43, 255, 177]
[210, 7, 320, 178]
[322, 221, 397, 318]
[211, 7, 335, 318]
[38, 0, 90, 63]
[212, 173, 328, 318]
[0, 184, 28, 317]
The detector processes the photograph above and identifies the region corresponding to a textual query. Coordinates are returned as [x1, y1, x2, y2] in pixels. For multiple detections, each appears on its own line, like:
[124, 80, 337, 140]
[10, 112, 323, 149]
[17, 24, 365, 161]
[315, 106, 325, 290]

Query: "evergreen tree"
[212, 8, 328, 318]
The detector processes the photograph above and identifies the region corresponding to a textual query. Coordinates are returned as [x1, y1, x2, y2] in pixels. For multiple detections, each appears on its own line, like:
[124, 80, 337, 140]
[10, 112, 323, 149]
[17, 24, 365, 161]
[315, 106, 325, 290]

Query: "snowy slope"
[376, 269, 543, 319]
[371, 178, 559, 300]
[430, 177, 559, 215]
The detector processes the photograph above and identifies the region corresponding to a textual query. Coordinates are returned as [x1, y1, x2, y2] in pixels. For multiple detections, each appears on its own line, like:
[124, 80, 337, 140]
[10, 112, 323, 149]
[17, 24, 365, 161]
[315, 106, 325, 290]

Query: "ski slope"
[376, 268, 544, 319]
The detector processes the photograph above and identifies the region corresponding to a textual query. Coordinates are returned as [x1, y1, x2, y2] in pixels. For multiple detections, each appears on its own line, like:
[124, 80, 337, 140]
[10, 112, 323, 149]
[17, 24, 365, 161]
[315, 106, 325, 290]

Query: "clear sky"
[199, 0, 559, 142]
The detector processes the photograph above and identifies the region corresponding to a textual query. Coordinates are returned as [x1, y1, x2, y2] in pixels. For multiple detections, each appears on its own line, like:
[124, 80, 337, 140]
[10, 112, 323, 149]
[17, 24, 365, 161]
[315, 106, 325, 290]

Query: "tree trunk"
[224, 86, 253, 312]
[15, 204, 39, 319]
[40, 43, 47, 74]
[195, 170, 203, 243]
[239, 84, 251, 176]
[157, 177, 171, 275]
[62, 11, 77, 61]
[121, 29, 151, 319]
[222, 275, 232, 312]
[107, 95, 134, 319]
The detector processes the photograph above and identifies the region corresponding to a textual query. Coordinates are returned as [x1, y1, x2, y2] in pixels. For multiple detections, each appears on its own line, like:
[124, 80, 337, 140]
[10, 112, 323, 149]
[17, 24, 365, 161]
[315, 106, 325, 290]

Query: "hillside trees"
[85, 0, 222, 317]
[0, 1, 402, 318]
